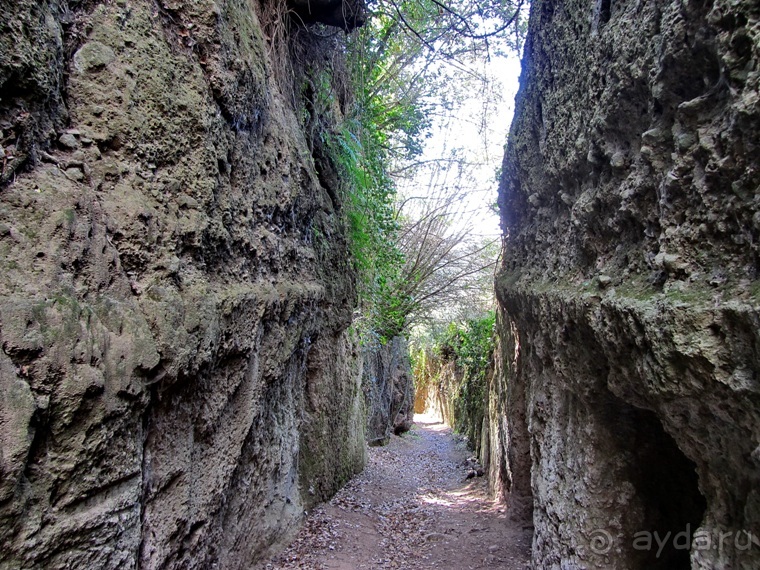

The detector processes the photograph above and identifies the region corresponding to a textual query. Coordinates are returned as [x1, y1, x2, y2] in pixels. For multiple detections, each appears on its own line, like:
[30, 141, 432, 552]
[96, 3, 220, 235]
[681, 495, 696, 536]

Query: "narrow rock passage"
[264, 414, 531, 569]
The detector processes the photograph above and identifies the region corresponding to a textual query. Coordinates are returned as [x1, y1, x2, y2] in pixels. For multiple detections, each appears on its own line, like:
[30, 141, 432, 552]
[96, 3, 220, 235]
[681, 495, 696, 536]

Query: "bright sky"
[397, 53, 522, 240]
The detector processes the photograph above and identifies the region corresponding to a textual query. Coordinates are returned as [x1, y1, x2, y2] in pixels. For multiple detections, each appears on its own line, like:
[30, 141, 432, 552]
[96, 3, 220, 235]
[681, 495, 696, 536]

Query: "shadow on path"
[264, 413, 531, 569]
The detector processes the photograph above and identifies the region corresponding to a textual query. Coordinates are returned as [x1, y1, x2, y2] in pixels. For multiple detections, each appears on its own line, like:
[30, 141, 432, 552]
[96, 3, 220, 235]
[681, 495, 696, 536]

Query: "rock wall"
[412, 357, 458, 421]
[0, 1, 365, 568]
[494, 0, 759, 568]
[413, 350, 491, 460]
[363, 336, 415, 446]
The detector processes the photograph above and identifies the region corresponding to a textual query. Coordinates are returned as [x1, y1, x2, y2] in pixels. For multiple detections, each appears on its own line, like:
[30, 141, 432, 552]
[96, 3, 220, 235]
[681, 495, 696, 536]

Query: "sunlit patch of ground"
[413, 412, 449, 432]
[264, 414, 531, 570]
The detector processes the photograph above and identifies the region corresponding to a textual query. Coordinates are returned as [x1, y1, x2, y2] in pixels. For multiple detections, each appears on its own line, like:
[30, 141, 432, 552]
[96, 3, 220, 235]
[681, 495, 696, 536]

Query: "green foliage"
[447, 312, 495, 444]
[437, 311, 496, 380]
[297, 54, 408, 343]
[411, 311, 496, 447]
[300, 0, 526, 343]
[316, 6, 439, 343]
[321, 85, 412, 343]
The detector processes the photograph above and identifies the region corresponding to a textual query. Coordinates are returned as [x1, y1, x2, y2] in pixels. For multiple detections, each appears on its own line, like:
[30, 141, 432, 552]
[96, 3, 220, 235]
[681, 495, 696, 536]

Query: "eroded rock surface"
[363, 336, 415, 446]
[0, 1, 365, 568]
[494, 0, 759, 568]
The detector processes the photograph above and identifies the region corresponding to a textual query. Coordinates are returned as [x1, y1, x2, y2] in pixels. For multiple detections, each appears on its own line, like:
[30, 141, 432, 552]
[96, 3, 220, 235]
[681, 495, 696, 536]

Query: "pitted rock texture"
[363, 336, 415, 446]
[0, 1, 365, 569]
[495, 0, 759, 568]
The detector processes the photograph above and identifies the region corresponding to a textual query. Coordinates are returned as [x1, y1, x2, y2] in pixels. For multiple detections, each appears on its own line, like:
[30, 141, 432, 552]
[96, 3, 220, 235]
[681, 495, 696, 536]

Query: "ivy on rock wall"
[301, 0, 527, 344]
[412, 311, 496, 454]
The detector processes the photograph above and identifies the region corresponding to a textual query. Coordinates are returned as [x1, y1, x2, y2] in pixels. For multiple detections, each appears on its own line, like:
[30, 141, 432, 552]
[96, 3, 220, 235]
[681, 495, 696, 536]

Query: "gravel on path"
[262, 413, 532, 570]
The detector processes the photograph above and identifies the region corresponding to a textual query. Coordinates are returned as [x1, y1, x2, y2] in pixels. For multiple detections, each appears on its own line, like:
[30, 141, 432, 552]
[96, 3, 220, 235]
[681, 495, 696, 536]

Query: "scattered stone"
[654, 252, 681, 272]
[64, 166, 84, 182]
[610, 151, 626, 169]
[59, 133, 79, 150]
[675, 132, 697, 150]
[597, 274, 612, 288]
[708, 271, 728, 287]
[73, 41, 115, 73]
[641, 127, 666, 144]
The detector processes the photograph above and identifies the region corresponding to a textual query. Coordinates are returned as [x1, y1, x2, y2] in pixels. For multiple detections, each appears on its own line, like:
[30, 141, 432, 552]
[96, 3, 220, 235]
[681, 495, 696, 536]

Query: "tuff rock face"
[363, 336, 415, 446]
[0, 1, 365, 568]
[493, 0, 759, 568]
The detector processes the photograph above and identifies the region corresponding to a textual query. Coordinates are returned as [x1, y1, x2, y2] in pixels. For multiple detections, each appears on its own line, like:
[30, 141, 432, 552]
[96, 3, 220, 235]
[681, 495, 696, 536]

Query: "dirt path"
[263, 414, 532, 570]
